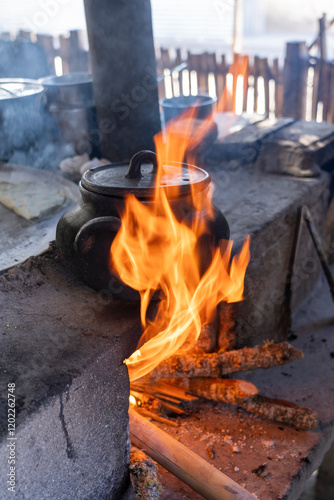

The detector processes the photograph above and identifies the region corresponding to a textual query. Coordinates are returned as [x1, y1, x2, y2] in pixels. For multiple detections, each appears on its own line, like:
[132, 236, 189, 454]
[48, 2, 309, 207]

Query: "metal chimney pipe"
[83, 0, 161, 162]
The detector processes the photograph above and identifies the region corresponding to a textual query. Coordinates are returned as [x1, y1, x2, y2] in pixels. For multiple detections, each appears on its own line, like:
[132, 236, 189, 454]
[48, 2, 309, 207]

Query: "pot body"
[56, 183, 230, 299]
[160, 94, 217, 126]
[39, 73, 97, 156]
[0, 79, 45, 161]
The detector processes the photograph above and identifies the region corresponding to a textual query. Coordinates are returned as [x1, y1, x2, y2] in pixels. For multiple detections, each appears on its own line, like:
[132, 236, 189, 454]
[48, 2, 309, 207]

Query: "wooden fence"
[1, 28, 334, 124]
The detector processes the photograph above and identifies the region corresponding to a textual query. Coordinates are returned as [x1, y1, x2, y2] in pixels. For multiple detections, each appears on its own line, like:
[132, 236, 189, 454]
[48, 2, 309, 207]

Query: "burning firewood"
[146, 342, 303, 383]
[130, 380, 197, 416]
[129, 408, 256, 500]
[130, 446, 162, 500]
[133, 406, 178, 427]
[239, 395, 318, 430]
[176, 378, 259, 405]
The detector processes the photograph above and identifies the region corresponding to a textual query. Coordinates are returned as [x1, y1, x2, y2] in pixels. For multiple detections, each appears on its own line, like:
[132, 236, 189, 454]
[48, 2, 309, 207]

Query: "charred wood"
[240, 395, 318, 430]
[177, 377, 259, 405]
[146, 342, 303, 382]
[130, 446, 162, 500]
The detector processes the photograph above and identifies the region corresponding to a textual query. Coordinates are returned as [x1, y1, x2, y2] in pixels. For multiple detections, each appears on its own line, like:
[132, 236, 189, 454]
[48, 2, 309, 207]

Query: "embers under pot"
[56, 150, 230, 299]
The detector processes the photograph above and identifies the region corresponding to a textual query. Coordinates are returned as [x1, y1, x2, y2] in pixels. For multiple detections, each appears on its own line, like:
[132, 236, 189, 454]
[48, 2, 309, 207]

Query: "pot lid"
[81, 150, 210, 198]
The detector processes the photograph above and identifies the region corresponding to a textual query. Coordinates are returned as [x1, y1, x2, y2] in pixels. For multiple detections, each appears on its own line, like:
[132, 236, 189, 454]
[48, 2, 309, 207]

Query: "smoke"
[0, 96, 76, 169]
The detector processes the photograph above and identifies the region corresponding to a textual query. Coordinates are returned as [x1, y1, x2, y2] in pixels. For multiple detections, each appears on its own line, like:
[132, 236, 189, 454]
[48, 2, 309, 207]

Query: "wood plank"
[283, 42, 308, 119]
[36, 34, 56, 74]
[328, 63, 334, 123]
[272, 58, 283, 118]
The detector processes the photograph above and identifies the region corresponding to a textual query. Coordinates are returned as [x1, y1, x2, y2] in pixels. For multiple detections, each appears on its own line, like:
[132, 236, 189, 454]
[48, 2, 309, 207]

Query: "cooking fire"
[2, 2, 334, 499]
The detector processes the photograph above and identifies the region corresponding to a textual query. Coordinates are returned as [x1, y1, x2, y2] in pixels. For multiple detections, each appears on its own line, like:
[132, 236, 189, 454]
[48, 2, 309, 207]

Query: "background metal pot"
[39, 73, 97, 155]
[39, 72, 94, 107]
[0, 78, 45, 161]
[160, 94, 217, 126]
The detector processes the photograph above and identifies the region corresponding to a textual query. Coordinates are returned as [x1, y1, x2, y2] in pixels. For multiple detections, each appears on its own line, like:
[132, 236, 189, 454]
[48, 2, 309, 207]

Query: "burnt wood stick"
[130, 446, 162, 500]
[129, 408, 257, 500]
[177, 378, 259, 405]
[278, 206, 304, 340]
[239, 395, 318, 430]
[147, 342, 303, 383]
[134, 406, 178, 427]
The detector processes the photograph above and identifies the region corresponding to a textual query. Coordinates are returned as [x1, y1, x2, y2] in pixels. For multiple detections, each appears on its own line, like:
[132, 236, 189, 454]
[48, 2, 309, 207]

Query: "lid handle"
[126, 150, 158, 179]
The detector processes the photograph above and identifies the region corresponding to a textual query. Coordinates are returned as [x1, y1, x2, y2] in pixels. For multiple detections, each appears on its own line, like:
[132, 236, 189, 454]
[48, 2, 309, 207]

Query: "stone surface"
[201, 115, 334, 346]
[0, 247, 142, 499]
[209, 165, 330, 346]
[256, 119, 334, 177]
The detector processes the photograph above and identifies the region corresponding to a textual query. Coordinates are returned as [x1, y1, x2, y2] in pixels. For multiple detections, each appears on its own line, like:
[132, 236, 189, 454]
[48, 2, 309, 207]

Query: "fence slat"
[283, 42, 308, 119]
[328, 63, 334, 123]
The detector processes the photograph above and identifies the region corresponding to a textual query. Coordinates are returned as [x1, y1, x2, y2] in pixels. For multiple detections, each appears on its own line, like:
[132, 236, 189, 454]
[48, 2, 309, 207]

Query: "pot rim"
[0, 78, 44, 101]
[39, 72, 92, 88]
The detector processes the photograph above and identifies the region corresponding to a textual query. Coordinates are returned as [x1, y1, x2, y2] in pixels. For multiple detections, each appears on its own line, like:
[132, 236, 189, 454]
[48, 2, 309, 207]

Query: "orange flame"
[110, 90, 250, 383]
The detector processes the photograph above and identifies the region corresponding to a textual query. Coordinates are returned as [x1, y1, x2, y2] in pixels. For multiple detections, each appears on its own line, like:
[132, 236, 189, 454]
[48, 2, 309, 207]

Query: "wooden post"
[328, 62, 334, 123]
[83, 0, 161, 161]
[316, 14, 328, 121]
[59, 34, 70, 74]
[319, 13, 327, 61]
[215, 54, 227, 101]
[233, 0, 243, 55]
[283, 42, 309, 119]
[253, 56, 260, 114]
[36, 34, 56, 74]
[272, 58, 283, 118]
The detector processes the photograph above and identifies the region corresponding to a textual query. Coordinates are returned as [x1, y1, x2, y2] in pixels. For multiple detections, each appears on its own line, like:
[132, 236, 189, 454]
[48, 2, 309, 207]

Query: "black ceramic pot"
[56, 150, 229, 299]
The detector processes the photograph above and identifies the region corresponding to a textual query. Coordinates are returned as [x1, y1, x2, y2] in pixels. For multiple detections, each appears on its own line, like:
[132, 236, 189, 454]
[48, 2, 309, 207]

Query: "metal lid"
[81, 150, 210, 199]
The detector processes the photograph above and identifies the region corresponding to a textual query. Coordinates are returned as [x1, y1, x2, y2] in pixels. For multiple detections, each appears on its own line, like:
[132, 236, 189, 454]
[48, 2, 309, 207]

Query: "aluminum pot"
[39, 72, 93, 107]
[56, 150, 230, 299]
[0, 79, 44, 161]
[39, 72, 97, 155]
[160, 94, 217, 126]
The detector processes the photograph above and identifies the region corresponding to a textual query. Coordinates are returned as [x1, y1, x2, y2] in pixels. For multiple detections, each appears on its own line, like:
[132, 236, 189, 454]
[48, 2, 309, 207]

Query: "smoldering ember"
[1, 1, 334, 500]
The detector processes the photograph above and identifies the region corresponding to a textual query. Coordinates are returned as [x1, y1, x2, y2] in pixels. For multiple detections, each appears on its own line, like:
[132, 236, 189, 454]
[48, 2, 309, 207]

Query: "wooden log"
[178, 378, 259, 405]
[147, 342, 303, 383]
[218, 302, 238, 351]
[130, 446, 162, 500]
[129, 408, 256, 500]
[195, 312, 218, 353]
[239, 395, 318, 430]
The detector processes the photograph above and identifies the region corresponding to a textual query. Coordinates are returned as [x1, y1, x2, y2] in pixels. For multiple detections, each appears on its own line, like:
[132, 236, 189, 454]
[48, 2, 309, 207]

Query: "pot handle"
[126, 150, 158, 179]
[74, 216, 121, 255]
